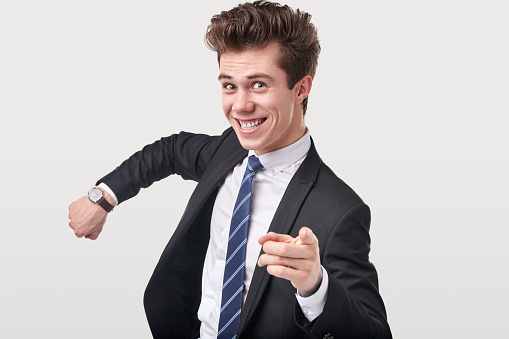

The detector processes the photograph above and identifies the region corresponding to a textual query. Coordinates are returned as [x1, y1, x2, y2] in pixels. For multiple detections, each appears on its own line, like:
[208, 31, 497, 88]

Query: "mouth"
[237, 118, 267, 131]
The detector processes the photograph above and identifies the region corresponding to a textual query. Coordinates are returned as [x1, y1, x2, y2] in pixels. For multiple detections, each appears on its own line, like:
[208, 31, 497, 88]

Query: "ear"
[295, 75, 313, 104]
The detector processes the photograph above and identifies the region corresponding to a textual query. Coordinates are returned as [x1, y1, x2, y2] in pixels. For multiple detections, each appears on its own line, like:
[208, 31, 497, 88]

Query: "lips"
[238, 118, 267, 131]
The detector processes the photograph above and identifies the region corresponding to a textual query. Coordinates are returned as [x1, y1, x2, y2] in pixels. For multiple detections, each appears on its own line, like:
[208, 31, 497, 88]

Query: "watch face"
[88, 188, 103, 202]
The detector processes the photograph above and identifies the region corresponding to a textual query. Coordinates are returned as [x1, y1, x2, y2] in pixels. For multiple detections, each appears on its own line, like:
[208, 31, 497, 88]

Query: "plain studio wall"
[1, 1, 507, 338]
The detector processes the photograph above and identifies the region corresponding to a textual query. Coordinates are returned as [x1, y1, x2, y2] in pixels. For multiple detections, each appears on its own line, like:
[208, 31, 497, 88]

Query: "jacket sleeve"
[96, 129, 233, 204]
[296, 203, 392, 339]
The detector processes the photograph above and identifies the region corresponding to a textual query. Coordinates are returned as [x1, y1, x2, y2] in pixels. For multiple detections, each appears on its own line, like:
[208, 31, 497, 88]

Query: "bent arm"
[68, 129, 233, 239]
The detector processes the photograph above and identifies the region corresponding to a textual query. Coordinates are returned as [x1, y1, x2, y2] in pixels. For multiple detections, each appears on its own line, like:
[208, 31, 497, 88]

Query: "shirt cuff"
[98, 182, 118, 206]
[295, 266, 329, 322]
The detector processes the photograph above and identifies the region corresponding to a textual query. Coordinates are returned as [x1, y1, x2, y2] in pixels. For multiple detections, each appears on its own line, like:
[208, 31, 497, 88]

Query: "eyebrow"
[217, 73, 275, 81]
[218, 74, 231, 81]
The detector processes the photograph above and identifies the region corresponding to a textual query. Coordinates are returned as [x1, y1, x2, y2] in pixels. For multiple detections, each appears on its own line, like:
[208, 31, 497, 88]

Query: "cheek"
[272, 101, 294, 124]
[221, 95, 232, 114]
[263, 93, 293, 118]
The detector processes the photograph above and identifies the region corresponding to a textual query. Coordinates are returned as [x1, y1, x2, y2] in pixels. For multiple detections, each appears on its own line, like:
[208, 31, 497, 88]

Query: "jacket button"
[323, 334, 334, 339]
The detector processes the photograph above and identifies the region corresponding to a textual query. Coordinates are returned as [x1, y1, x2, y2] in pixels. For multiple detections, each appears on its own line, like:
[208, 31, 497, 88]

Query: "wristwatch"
[88, 187, 115, 212]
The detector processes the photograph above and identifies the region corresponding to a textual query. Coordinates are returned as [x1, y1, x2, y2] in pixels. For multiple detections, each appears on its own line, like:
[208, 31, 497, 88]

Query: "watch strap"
[97, 197, 114, 213]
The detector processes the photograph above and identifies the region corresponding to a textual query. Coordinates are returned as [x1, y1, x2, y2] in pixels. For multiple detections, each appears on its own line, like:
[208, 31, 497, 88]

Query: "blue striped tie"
[217, 155, 264, 339]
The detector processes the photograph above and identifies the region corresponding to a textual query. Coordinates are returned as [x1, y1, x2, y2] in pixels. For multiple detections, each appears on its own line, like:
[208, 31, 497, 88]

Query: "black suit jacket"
[98, 128, 391, 338]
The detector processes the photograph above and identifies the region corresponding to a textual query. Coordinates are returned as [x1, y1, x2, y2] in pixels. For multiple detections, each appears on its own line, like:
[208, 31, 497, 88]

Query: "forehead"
[219, 43, 284, 78]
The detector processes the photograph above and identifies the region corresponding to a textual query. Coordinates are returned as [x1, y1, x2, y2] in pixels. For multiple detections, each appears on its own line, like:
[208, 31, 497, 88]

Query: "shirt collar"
[248, 129, 311, 176]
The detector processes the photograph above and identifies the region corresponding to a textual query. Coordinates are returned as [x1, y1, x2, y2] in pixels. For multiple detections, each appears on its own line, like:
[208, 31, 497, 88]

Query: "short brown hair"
[205, 0, 320, 115]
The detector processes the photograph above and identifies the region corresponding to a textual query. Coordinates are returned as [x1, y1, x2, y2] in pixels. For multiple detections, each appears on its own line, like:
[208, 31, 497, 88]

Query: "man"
[68, 1, 391, 338]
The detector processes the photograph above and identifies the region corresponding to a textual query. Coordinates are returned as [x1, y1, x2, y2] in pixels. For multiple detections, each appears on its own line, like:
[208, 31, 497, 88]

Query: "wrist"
[88, 187, 115, 212]
[98, 182, 119, 206]
[101, 189, 115, 206]
[298, 269, 323, 298]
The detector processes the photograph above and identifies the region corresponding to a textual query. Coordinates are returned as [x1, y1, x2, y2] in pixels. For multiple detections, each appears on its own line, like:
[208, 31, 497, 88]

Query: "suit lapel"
[177, 147, 247, 233]
[238, 140, 322, 335]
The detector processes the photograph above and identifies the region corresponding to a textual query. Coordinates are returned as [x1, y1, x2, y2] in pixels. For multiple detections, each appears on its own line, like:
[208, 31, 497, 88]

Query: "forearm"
[96, 135, 180, 204]
[96, 131, 224, 204]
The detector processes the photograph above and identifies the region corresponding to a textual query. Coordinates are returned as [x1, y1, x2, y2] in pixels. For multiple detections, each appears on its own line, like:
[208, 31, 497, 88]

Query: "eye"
[252, 82, 266, 89]
[224, 83, 236, 90]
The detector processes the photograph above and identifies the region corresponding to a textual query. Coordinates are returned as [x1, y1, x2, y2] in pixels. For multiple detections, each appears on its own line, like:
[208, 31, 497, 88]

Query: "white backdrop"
[1, 1, 508, 338]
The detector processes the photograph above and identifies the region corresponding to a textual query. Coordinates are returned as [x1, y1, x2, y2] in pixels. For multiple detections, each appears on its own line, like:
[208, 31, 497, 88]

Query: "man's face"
[219, 43, 307, 155]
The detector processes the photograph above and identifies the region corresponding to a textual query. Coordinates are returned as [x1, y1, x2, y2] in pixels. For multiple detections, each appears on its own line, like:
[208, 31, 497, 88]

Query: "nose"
[233, 89, 255, 113]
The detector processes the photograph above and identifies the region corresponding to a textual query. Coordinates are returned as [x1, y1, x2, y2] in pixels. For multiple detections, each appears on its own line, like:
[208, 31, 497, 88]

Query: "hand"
[258, 227, 322, 293]
[68, 195, 111, 240]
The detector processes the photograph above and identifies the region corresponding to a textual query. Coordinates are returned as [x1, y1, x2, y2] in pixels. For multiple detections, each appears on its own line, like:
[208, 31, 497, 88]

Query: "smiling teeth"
[240, 119, 263, 130]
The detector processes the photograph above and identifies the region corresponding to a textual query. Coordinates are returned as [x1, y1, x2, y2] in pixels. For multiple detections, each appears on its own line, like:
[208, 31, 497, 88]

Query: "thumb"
[298, 227, 316, 245]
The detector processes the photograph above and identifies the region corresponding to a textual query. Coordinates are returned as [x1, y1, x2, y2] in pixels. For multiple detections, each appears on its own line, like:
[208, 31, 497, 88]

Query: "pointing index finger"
[258, 232, 294, 245]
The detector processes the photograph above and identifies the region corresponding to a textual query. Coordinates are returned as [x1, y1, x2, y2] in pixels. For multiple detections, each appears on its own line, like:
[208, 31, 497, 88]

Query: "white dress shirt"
[197, 130, 328, 338]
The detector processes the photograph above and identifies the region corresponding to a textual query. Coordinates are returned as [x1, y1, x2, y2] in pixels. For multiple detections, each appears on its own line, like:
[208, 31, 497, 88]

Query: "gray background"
[1, 0, 508, 337]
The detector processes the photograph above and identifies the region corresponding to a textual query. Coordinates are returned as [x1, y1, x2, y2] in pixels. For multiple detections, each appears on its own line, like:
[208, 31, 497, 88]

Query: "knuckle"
[307, 249, 316, 260]
[275, 265, 285, 276]
[278, 245, 289, 257]
[312, 250, 320, 261]
[297, 270, 308, 282]
[304, 247, 318, 259]
[257, 255, 266, 265]
[268, 265, 284, 277]
[262, 243, 269, 253]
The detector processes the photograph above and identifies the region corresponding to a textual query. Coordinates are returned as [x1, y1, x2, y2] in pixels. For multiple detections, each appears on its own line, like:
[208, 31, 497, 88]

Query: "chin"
[230, 122, 271, 153]
[236, 138, 258, 151]
[235, 135, 263, 152]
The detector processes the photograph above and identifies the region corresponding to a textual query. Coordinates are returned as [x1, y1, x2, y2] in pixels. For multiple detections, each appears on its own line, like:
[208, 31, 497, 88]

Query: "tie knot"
[247, 155, 264, 174]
